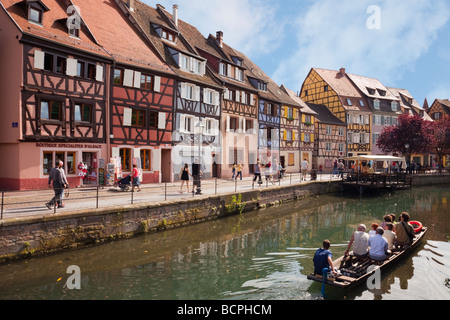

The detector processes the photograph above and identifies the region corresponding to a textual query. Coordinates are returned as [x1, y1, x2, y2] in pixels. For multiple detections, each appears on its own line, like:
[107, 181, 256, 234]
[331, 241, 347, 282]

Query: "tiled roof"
[1, 0, 111, 59]
[281, 85, 317, 115]
[129, 1, 220, 87]
[71, 0, 173, 74]
[306, 103, 346, 125]
[347, 73, 397, 101]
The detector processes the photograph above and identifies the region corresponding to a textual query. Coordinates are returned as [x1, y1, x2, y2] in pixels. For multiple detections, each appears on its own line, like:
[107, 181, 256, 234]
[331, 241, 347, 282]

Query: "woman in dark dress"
[180, 163, 192, 194]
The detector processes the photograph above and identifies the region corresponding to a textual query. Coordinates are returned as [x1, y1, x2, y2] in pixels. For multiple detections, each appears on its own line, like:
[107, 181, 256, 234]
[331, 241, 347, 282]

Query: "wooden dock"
[341, 172, 412, 194]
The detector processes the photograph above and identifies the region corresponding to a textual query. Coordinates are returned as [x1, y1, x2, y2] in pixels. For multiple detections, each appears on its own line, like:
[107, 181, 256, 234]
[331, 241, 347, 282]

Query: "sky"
[142, 0, 450, 107]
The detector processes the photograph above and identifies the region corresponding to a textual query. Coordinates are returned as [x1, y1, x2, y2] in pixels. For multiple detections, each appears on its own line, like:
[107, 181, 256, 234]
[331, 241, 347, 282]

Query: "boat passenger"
[395, 212, 415, 247]
[313, 240, 338, 277]
[389, 214, 397, 231]
[369, 223, 379, 237]
[368, 228, 390, 261]
[383, 223, 397, 250]
[345, 224, 369, 258]
[381, 215, 392, 230]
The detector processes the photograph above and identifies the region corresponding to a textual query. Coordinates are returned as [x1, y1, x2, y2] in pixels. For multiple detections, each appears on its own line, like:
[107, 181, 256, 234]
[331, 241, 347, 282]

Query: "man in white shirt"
[368, 228, 390, 261]
[345, 224, 369, 258]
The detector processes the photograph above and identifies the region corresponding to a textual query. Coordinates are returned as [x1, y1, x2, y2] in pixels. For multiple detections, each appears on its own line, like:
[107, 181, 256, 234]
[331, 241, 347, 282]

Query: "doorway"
[161, 149, 172, 183]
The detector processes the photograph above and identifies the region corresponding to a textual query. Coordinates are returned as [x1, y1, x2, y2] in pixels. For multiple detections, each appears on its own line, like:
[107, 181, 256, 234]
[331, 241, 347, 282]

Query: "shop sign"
[36, 143, 102, 149]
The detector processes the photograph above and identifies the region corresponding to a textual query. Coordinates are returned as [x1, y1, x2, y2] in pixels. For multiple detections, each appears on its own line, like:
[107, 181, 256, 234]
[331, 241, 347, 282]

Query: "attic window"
[367, 87, 376, 95]
[377, 89, 386, 96]
[29, 6, 43, 24]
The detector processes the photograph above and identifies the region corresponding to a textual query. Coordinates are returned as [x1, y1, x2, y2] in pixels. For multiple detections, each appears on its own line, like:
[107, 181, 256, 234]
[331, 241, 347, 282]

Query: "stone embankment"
[0, 174, 448, 263]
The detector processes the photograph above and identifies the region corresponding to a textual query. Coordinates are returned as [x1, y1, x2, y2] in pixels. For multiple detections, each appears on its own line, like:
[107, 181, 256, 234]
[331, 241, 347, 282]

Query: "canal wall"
[0, 175, 448, 262]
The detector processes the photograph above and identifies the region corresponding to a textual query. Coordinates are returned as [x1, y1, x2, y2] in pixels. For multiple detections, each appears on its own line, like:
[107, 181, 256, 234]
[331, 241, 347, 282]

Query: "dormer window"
[29, 6, 42, 24]
[391, 101, 398, 111]
[258, 81, 267, 92]
[377, 89, 386, 96]
[25, 0, 50, 25]
[152, 24, 177, 43]
[374, 99, 380, 110]
[367, 87, 376, 95]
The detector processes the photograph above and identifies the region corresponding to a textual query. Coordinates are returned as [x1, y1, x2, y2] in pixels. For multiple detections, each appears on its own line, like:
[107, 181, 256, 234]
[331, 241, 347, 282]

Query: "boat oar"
[321, 268, 329, 298]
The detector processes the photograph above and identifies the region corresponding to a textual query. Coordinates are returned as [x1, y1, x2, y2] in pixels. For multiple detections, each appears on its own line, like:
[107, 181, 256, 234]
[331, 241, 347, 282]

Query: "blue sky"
[143, 0, 450, 107]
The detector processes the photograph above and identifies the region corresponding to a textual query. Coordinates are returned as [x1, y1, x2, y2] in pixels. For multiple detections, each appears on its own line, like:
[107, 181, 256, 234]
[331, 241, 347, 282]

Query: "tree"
[430, 117, 450, 171]
[376, 114, 433, 166]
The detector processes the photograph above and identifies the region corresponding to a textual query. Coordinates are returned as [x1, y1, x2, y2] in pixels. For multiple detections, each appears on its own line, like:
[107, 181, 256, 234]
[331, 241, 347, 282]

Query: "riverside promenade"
[0, 172, 339, 222]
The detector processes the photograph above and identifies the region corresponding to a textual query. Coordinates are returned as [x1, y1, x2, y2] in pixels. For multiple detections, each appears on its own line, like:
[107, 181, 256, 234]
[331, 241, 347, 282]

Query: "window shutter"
[66, 58, 77, 76]
[301, 133, 305, 142]
[227, 64, 231, 77]
[365, 133, 370, 144]
[224, 88, 229, 100]
[310, 134, 315, 142]
[179, 114, 186, 133]
[226, 115, 230, 132]
[311, 116, 315, 125]
[96, 65, 104, 82]
[293, 131, 296, 141]
[253, 119, 257, 135]
[302, 114, 306, 123]
[250, 93, 254, 106]
[34, 50, 45, 70]
[111, 147, 120, 158]
[201, 61, 206, 75]
[214, 91, 220, 106]
[194, 86, 200, 101]
[133, 71, 141, 88]
[158, 112, 166, 130]
[235, 91, 240, 102]
[283, 130, 287, 141]
[123, 69, 134, 87]
[154, 76, 161, 92]
[123, 108, 132, 126]
[180, 82, 187, 99]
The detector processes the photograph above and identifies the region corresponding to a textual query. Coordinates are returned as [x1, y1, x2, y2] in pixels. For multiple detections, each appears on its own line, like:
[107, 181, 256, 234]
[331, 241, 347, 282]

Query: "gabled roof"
[281, 85, 317, 115]
[127, 0, 221, 87]
[346, 73, 397, 101]
[432, 99, 450, 114]
[306, 103, 346, 126]
[1, 0, 111, 59]
[71, 0, 173, 73]
[310, 68, 371, 112]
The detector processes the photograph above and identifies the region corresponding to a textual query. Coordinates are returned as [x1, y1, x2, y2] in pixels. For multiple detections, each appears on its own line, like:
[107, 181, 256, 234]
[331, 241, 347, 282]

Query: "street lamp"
[405, 143, 410, 174]
[194, 119, 205, 194]
[437, 147, 442, 174]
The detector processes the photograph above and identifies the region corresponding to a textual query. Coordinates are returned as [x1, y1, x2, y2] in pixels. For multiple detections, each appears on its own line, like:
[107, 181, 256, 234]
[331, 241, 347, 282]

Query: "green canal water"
[0, 185, 449, 300]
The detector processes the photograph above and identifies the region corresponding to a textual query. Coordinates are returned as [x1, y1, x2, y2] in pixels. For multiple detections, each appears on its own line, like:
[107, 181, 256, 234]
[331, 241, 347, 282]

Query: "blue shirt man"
[368, 228, 389, 261]
[313, 240, 337, 276]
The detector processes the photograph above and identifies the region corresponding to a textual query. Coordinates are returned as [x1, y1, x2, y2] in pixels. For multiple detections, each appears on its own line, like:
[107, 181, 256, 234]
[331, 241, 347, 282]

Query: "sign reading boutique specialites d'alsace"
[35, 143, 102, 149]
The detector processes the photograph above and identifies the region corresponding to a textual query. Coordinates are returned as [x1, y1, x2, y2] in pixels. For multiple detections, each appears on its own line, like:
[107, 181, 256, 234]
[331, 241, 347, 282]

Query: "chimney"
[173, 4, 178, 27]
[339, 67, 346, 76]
[126, 0, 135, 12]
[216, 31, 223, 48]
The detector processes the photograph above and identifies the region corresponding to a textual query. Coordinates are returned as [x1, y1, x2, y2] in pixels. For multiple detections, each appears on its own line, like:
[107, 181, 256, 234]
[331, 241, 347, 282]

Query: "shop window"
[43, 152, 53, 175]
[67, 152, 76, 175]
[120, 148, 132, 172]
[140, 149, 151, 171]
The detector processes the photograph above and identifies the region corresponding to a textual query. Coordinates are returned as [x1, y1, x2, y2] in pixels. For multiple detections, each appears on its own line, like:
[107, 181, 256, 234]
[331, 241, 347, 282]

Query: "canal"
[0, 185, 449, 300]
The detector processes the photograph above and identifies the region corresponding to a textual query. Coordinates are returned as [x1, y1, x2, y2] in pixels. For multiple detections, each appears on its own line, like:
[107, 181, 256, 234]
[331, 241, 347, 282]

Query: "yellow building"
[300, 68, 372, 157]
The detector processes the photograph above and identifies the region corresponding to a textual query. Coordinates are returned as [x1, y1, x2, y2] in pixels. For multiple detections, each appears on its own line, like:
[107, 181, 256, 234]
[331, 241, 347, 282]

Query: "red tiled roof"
[1, 0, 111, 58]
[71, 0, 173, 74]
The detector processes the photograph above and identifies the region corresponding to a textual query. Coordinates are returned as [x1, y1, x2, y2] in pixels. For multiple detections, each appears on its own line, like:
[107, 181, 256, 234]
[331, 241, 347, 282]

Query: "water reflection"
[0, 186, 449, 300]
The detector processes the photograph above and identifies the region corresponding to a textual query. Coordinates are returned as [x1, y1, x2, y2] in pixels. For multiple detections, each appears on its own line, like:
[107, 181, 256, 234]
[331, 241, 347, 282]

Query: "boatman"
[313, 240, 338, 277]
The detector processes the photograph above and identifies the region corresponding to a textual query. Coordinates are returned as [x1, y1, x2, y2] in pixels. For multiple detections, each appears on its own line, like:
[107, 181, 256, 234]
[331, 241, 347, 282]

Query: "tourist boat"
[307, 222, 427, 290]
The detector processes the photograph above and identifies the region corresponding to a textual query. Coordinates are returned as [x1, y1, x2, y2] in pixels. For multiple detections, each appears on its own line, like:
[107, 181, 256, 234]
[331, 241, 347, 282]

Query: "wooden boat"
[307, 226, 428, 290]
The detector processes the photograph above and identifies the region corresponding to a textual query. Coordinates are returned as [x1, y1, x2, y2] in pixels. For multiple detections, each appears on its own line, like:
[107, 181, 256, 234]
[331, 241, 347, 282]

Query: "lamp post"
[194, 119, 204, 194]
[437, 147, 442, 174]
[405, 143, 410, 174]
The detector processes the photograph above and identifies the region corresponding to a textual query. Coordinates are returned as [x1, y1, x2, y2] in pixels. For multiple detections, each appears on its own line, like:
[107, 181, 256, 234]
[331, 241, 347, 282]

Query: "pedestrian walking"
[179, 163, 192, 194]
[235, 162, 243, 180]
[252, 160, 262, 186]
[46, 160, 69, 209]
[131, 164, 142, 192]
[231, 163, 236, 179]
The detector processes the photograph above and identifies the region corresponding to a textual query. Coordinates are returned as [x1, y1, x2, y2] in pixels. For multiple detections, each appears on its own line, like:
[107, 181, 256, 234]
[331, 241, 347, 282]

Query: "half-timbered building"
[0, 0, 112, 190]
[121, 1, 223, 180]
[300, 68, 372, 158]
[427, 99, 450, 121]
[73, 0, 176, 184]
[179, 29, 259, 178]
[306, 103, 347, 171]
[346, 73, 402, 156]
